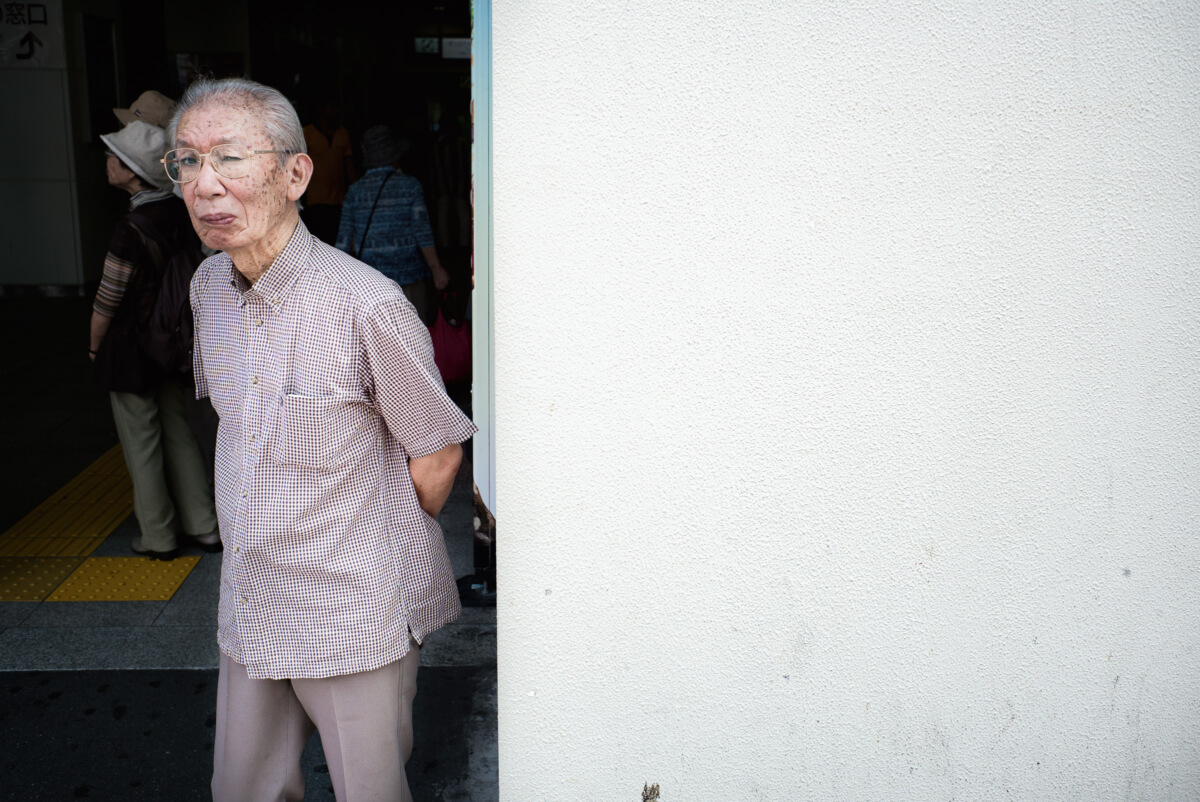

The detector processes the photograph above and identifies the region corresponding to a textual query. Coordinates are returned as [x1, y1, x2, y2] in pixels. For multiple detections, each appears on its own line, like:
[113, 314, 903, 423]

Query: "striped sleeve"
[92, 217, 148, 318]
[92, 252, 136, 317]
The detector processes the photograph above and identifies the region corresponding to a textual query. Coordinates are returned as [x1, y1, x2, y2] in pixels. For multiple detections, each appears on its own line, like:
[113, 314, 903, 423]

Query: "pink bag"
[428, 290, 471, 386]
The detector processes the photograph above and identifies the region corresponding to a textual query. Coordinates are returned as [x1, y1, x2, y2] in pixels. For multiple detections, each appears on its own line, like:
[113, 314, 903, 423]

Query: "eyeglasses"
[160, 144, 294, 184]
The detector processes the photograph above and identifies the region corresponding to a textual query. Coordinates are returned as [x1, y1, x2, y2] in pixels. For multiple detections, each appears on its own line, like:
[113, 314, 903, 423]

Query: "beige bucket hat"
[113, 90, 177, 129]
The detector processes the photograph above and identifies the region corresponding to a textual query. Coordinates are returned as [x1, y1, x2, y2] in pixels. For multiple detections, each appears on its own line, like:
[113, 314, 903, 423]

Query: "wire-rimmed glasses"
[160, 145, 294, 184]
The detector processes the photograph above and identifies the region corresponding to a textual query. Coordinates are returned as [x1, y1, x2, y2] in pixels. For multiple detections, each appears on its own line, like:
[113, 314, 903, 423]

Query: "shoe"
[131, 537, 179, 561]
[181, 531, 223, 553]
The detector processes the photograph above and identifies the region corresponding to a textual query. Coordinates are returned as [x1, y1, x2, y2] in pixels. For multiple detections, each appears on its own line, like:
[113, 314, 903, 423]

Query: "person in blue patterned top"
[334, 125, 450, 325]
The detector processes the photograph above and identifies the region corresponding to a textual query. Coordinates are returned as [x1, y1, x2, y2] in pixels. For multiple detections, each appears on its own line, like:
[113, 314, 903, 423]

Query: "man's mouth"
[199, 213, 237, 226]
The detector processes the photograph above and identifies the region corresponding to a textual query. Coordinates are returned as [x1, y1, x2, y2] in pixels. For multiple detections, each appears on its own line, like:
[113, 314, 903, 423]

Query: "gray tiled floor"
[0, 602, 36, 628]
[21, 599, 169, 628]
[0, 624, 220, 670]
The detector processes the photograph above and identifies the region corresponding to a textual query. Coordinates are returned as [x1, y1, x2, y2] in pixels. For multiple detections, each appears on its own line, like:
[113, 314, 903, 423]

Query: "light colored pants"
[400, 275, 437, 327]
[212, 644, 421, 802]
[110, 379, 218, 552]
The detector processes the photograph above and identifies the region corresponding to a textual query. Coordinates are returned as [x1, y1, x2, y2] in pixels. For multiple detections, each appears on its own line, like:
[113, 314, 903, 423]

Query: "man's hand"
[432, 264, 451, 291]
[89, 310, 112, 362]
[409, 442, 463, 519]
[421, 245, 451, 291]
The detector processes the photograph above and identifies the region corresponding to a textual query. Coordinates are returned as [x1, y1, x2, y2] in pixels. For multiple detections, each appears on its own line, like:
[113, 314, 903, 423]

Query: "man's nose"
[192, 155, 226, 195]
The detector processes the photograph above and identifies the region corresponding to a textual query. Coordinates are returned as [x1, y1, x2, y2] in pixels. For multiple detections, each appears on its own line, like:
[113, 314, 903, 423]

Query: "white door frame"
[471, 0, 496, 512]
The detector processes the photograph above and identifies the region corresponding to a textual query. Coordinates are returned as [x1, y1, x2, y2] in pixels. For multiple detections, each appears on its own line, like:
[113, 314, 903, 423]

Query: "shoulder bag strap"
[125, 221, 164, 271]
[357, 169, 395, 257]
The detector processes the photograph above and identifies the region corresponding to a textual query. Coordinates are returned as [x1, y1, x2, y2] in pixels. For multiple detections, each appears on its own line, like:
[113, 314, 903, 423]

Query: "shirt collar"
[226, 220, 314, 307]
[128, 188, 173, 210]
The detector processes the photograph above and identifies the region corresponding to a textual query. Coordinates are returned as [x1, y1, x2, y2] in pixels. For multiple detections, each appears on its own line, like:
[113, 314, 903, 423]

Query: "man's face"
[174, 102, 300, 255]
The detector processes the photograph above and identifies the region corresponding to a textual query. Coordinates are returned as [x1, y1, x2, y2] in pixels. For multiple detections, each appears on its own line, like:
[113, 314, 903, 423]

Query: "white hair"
[168, 77, 307, 168]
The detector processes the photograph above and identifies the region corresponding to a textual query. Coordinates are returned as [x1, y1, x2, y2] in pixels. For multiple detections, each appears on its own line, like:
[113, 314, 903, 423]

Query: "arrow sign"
[17, 31, 42, 60]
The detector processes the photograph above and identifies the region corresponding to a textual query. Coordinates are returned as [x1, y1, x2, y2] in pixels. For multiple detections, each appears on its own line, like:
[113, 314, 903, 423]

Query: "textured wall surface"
[0, 69, 80, 284]
[493, 2, 1200, 799]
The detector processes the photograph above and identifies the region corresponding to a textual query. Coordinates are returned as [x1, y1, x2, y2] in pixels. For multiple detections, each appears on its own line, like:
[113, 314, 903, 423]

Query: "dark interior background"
[77, 0, 474, 291]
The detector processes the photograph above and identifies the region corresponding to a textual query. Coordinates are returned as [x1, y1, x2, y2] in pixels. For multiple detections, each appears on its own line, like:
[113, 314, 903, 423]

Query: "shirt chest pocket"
[270, 394, 378, 470]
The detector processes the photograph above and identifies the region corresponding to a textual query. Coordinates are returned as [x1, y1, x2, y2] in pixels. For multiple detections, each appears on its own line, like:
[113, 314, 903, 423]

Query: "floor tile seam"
[0, 607, 37, 627]
[0, 666, 220, 674]
[2, 623, 215, 632]
[149, 601, 170, 627]
[6, 626, 206, 635]
[0, 663, 221, 672]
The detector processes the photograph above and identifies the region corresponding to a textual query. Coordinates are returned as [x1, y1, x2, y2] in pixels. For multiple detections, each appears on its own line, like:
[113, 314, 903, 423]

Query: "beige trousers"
[400, 276, 437, 327]
[109, 379, 218, 552]
[212, 644, 420, 802]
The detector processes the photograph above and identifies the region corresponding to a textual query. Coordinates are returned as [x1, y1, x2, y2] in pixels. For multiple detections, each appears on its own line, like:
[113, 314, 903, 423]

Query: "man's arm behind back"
[409, 442, 463, 519]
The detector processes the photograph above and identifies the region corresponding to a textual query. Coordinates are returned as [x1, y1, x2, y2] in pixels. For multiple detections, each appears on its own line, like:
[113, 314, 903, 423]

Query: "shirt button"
[255, 319, 263, 327]
[234, 546, 241, 553]
[251, 376, 258, 385]
[249, 434, 256, 442]
[239, 596, 247, 605]
[241, 490, 248, 498]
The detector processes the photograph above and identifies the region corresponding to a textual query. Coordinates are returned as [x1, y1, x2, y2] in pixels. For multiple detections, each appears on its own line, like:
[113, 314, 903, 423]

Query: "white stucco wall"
[492, 2, 1200, 799]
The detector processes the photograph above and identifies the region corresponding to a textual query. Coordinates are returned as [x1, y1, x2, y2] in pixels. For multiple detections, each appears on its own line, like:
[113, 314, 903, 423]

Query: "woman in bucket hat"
[88, 120, 220, 560]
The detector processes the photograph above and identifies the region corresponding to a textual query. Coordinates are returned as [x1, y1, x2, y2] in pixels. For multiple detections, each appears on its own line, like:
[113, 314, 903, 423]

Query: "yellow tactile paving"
[0, 557, 85, 602]
[0, 445, 199, 603]
[3, 470, 132, 540]
[47, 556, 201, 602]
[0, 444, 133, 555]
[0, 536, 110, 558]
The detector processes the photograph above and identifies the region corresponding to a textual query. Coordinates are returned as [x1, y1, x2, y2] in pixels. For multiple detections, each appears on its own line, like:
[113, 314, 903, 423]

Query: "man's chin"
[199, 229, 242, 252]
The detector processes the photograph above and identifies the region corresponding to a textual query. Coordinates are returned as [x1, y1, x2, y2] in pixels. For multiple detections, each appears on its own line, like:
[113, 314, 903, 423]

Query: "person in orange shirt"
[300, 101, 356, 244]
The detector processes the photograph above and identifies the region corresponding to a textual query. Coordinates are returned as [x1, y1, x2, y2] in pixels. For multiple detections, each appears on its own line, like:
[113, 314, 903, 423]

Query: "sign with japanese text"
[0, 0, 64, 68]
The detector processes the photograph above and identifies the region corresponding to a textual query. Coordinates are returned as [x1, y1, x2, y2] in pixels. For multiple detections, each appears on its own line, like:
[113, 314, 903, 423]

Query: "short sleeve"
[93, 217, 149, 316]
[363, 296, 475, 457]
[189, 264, 210, 400]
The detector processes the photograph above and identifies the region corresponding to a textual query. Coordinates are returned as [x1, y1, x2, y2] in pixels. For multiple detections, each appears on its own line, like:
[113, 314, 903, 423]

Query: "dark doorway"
[112, 0, 473, 285]
[246, 0, 472, 241]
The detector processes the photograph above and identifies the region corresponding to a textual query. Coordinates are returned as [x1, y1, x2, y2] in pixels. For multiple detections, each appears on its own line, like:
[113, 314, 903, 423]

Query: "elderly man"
[163, 77, 475, 801]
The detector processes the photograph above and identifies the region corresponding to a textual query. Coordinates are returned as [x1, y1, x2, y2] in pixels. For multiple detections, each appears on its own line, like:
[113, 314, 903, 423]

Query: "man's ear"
[286, 153, 313, 202]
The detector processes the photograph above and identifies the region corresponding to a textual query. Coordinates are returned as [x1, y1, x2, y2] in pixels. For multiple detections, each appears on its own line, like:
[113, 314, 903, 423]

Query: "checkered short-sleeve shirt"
[190, 222, 476, 680]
